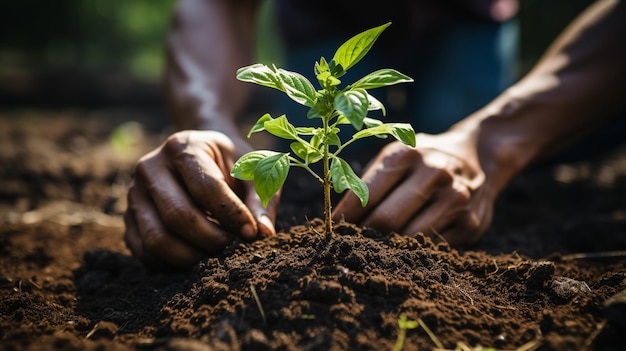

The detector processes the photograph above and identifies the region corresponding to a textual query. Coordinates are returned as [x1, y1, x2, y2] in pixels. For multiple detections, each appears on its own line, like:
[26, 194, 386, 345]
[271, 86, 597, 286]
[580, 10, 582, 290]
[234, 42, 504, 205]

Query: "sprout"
[231, 23, 415, 237]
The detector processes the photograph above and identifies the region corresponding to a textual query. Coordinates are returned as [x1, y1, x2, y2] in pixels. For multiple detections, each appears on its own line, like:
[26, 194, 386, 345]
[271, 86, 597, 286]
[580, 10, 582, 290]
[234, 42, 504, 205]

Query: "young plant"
[231, 23, 416, 237]
[394, 314, 419, 351]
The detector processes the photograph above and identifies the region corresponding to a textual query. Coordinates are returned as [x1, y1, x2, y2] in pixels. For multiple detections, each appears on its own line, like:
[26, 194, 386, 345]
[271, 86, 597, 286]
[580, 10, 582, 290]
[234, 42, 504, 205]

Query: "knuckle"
[126, 183, 138, 204]
[133, 157, 157, 185]
[451, 187, 471, 205]
[162, 132, 189, 158]
[431, 168, 454, 185]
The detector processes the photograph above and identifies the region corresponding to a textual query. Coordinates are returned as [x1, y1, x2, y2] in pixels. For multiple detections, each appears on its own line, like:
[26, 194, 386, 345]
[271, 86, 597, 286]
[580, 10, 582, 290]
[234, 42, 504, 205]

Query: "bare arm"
[336, 0, 626, 244]
[165, 0, 260, 152]
[124, 0, 280, 268]
[458, 0, 626, 194]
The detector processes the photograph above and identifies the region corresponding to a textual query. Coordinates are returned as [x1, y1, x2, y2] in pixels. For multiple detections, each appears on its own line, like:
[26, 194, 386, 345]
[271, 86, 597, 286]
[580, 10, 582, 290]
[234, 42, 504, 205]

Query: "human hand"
[333, 132, 495, 246]
[123, 130, 277, 268]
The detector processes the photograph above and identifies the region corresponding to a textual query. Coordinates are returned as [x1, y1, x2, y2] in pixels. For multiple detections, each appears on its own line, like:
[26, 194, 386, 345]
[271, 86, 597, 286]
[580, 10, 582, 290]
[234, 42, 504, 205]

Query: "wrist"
[170, 104, 253, 157]
[197, 116, 254, 156]
[450, 88, 543, 195]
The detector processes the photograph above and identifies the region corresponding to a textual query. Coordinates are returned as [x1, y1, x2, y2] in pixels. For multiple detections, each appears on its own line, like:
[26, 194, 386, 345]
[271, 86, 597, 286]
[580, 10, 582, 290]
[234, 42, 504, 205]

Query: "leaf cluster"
[231, 22, 416, 207]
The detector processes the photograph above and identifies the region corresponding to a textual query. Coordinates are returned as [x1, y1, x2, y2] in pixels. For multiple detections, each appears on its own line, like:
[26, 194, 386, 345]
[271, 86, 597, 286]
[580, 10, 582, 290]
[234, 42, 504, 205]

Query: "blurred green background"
[0, 0, 595, 108]
[0, 0, 175, 79]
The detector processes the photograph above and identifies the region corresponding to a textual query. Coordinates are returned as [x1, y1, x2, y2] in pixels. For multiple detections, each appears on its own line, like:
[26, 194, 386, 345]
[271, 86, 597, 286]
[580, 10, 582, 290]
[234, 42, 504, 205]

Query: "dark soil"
[1, 110, 625, 351]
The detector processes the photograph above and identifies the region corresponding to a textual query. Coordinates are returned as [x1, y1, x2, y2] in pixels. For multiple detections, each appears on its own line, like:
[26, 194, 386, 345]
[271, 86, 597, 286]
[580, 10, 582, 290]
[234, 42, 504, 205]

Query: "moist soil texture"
[1, 110, 626, 351]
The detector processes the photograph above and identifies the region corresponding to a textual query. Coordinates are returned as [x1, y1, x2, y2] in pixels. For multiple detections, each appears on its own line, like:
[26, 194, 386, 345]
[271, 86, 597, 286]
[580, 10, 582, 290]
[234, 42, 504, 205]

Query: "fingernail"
[258, 215, 275, 237]
[241, 223, 256, 240]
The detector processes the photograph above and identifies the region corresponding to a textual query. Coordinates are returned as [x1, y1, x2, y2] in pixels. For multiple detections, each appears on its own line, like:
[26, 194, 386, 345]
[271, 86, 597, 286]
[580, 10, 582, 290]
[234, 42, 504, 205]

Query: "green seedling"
[231, 23, 416, 236]
[393, 313, 542, 351]
[394, 314, 419, 351]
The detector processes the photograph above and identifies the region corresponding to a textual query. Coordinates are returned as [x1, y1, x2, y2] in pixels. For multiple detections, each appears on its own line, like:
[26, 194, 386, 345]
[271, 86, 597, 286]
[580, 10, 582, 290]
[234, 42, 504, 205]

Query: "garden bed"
[1, 110, 625, 350]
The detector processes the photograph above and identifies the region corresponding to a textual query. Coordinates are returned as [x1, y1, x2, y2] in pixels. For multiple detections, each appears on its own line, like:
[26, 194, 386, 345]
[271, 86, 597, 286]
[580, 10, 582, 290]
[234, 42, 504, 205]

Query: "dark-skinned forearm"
[165, 0, 260, 153]
[451, 0, 626, 195]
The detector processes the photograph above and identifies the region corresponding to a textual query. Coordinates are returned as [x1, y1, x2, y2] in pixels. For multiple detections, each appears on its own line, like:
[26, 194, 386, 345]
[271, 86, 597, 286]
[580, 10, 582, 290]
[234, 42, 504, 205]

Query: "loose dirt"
[1, 110, 625, 351]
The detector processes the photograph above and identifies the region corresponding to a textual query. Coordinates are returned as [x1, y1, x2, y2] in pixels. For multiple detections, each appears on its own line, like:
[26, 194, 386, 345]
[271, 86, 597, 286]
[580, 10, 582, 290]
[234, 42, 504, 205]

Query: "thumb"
[243, 181, 279, 239]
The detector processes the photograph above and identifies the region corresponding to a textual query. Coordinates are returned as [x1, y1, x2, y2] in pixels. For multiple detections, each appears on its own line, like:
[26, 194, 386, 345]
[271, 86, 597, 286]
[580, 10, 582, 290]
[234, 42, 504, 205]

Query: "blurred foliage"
[0, 0, 596, 82]
[0, 0, 175, 80]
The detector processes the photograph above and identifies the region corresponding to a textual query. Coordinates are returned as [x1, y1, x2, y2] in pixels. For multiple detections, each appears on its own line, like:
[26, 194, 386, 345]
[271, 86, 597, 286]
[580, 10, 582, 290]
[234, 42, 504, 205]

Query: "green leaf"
[363, 117, 383, 127]
[399, 320, 419, 329]
[334, 115, 351, 125]
[334, 88, 369, 130]
[230, 150, 278, 181]
[254, 153, 290, 207]
[388, 124, 417, 147]
[331, 157, 369, 206]
[290, 142, 322, 164]
[351, 69, 413, 90]
[310, 129, 323, 149]
[236, 64, 283, 91]
[295, 127, 317, 135]
[329, 60, 345, 77]
[264, 114, 299, 140]
[317, 71, 341, 89]
[314, 57, 329, 76]
[398, 315, 419, 330]
[316, 70, 331, 83]
[363, 118, 387, 139]
[325, 130, 341, 147]
[307, 104, 322, 119]
[307, 99, 333, 119]
[247, 113, 273, 138]
[332, 22, 391, 72]
[238, 64, 317, 107]
[366, 92, 386, 116]
[351, 123, 416, 147]
[276, 68, 317, 106]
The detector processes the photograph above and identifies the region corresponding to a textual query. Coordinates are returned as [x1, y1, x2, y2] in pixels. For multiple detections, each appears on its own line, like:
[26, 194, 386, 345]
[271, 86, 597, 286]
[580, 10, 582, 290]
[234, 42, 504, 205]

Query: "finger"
[334, 144, 413, 223]
[403, 181, 471, 236]
[123, 208, 143, 258]
[126, 184, 205, 268]
[162, 136, 258, 239]
[135, 157, 233, 252]
[123, 216, 170, 270]
[361, 166, 453, 233]
[434, 212, 482, 246]
[243, 181, 279, 238]
[438, 190, 493, 246]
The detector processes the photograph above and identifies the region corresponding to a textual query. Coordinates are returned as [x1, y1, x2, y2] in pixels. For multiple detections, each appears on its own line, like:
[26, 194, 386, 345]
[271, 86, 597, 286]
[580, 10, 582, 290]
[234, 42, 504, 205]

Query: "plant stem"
[322, 116, 333, 238]
[393, 328, 407, 351]
[323, 157, 332, 238]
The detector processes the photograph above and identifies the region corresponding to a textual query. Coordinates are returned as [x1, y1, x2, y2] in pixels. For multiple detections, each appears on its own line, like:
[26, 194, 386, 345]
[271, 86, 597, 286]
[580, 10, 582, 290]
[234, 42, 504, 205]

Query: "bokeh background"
[0, 0, 596, 113]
